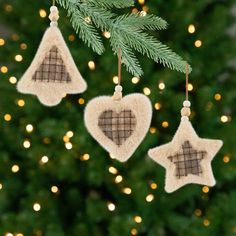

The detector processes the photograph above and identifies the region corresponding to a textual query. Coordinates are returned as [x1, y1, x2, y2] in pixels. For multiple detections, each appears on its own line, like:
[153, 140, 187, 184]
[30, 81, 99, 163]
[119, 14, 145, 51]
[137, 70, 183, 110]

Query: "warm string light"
[108, 166, 118, 175]
[162, 121, 169, 128]
[51, 186, 59, 193]
[154, 102, 162, 110]
[23, 140, 31, 149]
[149, 127, 157, 134]
[40, 156, 49, 165]
[0, 38, 5, 46]
[223, 155, 230, 163]
[15, 54, 23, 62]
[103, 31, 111, 38]
[143, 87, 151, 95]
[107, 202, 116, 211]
[122, 187, 132, 195]
[9, 76, 17, 84]
[20, 43, 27, 50]
[194, 209, 202, 217]
[1, 66, 8, 73]
[150, 182, 158, 190]
[134, 216, 142, 223]
[195, 40, 202, 48]
[202, 186, 209, 193]
[33, 203, 41, 212]
[78, 98, 85, 105]
[158, 82, 165, 90]
[113, 76, 119, 84]
[84, 16, 92, 24]
[65, 142, 73, 150]
[132, 77, 140, 84]
[0, 183, 3, 190]
[188, 24, 196, 34]
[188, 83, 193, 91]
[11, 165, 20, 173]
[4, 114, 12, 122]
[68, 34, 75, 42]
[26, 124, 34, 133]
[214, 93, 221, 101]
[5, 4, 13, 12]
[142, 6, 149, 13]
[80, 153, 90, 161]
[114, 175, 123, 183]
[63, 131, 74, 149]
[43, 137, 51, 144]
[220, 115, 230, 123]
[12, 34, 19, 41]
[5, 233, 13, 236]
[203, 219, 210, 227]
[88, 61, 96, 70]
[138, 0, 145, 5]
[39, 9, 47, 18]
[17, 99, 25, 107]
[146, 194, 154, 202]
[131, 228, 138, 235]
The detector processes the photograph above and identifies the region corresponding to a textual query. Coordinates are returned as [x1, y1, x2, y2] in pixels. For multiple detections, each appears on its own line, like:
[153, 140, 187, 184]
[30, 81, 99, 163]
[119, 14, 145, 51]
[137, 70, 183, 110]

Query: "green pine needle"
[56, 0, 191, 76]
[88, 0, 134, 9]
[115, 13, 168, 30]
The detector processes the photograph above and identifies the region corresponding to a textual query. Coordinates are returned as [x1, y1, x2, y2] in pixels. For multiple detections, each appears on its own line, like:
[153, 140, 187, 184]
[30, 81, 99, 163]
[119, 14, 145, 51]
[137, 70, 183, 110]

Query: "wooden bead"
[181, 107, 191, 117]
[183, 100, 191, 107]
[113, 91, 122, 101]
[115, 85, 123, 92]
[49, 13, 59, 22]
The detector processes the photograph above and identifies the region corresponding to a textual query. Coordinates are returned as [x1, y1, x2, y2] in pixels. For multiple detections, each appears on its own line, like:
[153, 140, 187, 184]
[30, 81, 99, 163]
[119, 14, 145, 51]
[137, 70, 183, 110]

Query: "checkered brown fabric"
[98, 109, 137, 146]
[168, 141, 206, 179]
[32, 46, 71, 83]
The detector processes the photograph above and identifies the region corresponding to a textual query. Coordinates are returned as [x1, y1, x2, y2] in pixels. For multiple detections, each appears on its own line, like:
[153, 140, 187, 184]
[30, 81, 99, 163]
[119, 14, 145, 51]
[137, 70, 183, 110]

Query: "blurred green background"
[0, 0, 236, 235]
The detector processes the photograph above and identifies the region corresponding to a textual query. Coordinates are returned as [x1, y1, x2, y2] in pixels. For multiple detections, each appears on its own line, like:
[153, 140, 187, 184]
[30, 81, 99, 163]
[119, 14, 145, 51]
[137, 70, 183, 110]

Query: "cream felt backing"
[84, 94, 152, 162]
[17, 26, 87, 106]
[148, 119, 223, 193]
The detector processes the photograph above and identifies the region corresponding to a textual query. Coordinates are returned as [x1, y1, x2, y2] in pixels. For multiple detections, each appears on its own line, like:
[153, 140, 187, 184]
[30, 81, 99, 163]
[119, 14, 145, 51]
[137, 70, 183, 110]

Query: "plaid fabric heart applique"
[84, 94, 152, 162]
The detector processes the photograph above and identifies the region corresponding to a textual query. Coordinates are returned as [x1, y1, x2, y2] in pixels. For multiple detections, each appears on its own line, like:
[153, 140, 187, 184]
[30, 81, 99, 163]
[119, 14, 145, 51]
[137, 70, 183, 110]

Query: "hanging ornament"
[17, 2, 87, 106]
[148, 64, 223, 193]
[84, 49, 152, 162]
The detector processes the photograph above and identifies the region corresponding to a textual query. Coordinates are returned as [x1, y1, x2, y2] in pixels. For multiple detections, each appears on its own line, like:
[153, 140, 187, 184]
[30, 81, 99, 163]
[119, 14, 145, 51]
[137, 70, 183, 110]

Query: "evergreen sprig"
[57, 0, 191, 76]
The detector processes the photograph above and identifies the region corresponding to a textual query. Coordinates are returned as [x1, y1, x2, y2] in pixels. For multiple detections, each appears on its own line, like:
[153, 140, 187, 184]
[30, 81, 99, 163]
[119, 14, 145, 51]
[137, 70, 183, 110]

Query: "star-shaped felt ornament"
[148, 115, 223, 193]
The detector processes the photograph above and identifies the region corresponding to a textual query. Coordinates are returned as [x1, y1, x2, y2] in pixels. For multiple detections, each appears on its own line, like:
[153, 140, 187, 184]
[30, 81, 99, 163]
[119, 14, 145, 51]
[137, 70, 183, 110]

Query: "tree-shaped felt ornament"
[148, 64, 223, 193]
[17, 2, 87, 106]
[85, 49, 152, 162]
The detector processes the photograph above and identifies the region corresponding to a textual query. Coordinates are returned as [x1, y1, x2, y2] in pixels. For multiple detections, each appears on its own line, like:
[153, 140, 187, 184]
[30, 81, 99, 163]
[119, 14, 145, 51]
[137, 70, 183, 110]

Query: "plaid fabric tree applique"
[17, 6, 87, 106]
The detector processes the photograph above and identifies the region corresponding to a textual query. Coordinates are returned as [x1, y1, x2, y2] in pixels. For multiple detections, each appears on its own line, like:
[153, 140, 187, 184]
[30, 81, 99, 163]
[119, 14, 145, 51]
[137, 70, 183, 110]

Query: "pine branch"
[78, 3, 114, 31]
[110, 30, 143, 76]
[113, 19, 186, 72]
[70, 11, 105, 55]
[87, 0, 134, 9]
[115, 13, 168, 30]
[56, 0, 192, 76]
[57, 0, 105, 54]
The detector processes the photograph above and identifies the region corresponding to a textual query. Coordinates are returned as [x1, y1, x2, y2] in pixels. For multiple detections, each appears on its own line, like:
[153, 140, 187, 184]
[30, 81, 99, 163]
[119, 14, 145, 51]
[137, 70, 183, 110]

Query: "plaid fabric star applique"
[32, 46, 71, 83]
[168, 141, 206, 179]
[148, 119, 223, 193]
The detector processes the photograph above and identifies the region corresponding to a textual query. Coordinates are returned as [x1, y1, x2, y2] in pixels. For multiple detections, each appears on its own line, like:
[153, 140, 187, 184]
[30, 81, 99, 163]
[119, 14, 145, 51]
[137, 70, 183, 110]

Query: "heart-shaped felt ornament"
[84, 92, 152, 162]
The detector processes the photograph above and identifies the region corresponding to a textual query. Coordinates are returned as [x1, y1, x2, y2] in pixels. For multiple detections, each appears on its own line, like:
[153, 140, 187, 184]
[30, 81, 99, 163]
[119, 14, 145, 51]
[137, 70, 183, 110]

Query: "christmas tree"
[0, 0, 236, 235]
